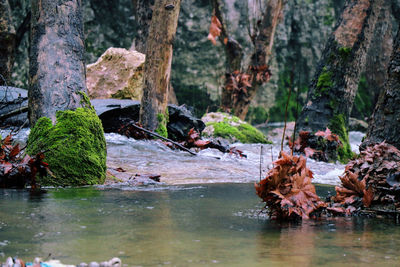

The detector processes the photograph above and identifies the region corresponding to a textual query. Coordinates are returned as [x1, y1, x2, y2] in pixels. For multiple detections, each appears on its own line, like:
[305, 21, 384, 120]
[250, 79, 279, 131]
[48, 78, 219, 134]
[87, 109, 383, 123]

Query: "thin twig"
[291, 68, 299, 156]
[259, 145, 263, 181]
[123, 121, 197, 156]
[0, 106, 28, 122]
[280, 69, 294, 153]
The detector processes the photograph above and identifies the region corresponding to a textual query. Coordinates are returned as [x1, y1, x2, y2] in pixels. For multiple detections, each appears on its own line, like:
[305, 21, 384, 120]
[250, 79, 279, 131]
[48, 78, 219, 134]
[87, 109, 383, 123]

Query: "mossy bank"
[27, 107, 107, 186]
[202, 112, 270, 144]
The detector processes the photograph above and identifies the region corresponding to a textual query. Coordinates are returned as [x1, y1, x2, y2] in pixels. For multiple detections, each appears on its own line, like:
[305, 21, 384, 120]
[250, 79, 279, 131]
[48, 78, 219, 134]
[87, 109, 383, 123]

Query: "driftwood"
[122, 121, 197, 156]
[0, 105, 28, 121]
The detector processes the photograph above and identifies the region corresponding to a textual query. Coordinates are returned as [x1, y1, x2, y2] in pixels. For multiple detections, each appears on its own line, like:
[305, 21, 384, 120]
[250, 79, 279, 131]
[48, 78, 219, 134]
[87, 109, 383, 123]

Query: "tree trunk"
[29, 0, 87, 125]
[139, 0, 181, 136]
[362, 28, 400, 149]
[296, 0, 384, 144]
[213, 0, 284, 120]
[0, 0, 16, 83]
[132, 0, 154, 54]
[363, 1, 392, 112]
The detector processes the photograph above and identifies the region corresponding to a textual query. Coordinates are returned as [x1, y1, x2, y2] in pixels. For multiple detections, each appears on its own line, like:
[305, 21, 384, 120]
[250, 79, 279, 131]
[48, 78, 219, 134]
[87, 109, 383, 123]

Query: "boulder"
[202, 112, 270, 144]
[91, 99, 205, 141]
[0, 86, 28, 127]
[86, 48, 145, 100]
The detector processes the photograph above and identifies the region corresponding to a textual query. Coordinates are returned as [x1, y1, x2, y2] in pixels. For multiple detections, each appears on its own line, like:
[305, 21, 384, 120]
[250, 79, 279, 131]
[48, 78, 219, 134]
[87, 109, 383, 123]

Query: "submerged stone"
[26, 107, 107, 186]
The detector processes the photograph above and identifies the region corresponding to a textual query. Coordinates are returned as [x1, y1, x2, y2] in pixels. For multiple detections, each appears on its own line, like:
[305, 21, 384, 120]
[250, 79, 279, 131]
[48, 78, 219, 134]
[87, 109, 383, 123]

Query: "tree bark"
[139, 0, 181, 135]
[296, 0, 384, 142]
[0, 0, 16, 83]
[213, 0, 284, 120]
[132, 0, 154, 54]
[362, 1, 392, 112]
[29, 0, 87, 125]
[362, 28, 400, 149]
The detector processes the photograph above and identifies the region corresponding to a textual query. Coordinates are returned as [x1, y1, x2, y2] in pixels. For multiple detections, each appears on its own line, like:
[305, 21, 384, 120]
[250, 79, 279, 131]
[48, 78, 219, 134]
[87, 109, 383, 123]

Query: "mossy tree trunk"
[139, 0, 181, 136]
[29, 0, 87, 125]
[132, 0, 154, 54]
[213, 0, 284, 120]
[0, 0, 16, 83]
[362, 28, 400, 149]
[296, 0, 384, 153]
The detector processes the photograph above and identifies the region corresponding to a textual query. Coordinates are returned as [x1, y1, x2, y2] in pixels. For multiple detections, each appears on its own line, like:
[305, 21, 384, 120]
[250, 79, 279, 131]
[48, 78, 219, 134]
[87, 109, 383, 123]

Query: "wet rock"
[86, 48, 145, 100]
[349, 117, 368, 132]
[201, 112, 269, 144]
[89, 262, 100, 267]
[0, 86, 28, 127]
[78, 263, 88, 267]
[91, 99, 205, 141]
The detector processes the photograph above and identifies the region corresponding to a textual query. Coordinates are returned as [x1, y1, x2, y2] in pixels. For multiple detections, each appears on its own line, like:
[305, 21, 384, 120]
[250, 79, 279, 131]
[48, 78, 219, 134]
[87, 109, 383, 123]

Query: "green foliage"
[245, 106, 269, 125]
[155, 110, 169, 138]
[352, 75, 374, 119]
[26, 107, 107, 186]
[315, 67, 333, 97]
[268, 69, 307, 122]
[329, 114, 354, 163]
[205, 113, 270, 144]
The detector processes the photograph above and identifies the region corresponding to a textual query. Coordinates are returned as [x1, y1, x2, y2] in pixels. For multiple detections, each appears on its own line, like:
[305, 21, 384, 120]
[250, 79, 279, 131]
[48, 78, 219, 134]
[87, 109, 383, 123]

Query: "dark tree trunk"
[29, 0, 87, 125]
[296, 0, 384, 145]
[132, 0, 154, 54]
[363, 1, 393, 111]
[213, 0, 284, 120]
[362, 28, 400, 149]
[0, 0, 16, 83]
[139, 0, 181, 136]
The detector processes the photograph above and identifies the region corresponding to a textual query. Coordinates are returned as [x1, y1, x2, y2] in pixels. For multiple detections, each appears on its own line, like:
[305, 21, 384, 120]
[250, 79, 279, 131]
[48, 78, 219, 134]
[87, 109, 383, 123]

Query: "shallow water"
[1, 184, 399, 266]
[0, 128, 364, 186]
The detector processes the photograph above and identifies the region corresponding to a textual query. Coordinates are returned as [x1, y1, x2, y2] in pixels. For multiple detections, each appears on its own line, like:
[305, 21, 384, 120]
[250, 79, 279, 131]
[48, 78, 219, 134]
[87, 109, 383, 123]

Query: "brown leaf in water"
[255, 152, 325, 220]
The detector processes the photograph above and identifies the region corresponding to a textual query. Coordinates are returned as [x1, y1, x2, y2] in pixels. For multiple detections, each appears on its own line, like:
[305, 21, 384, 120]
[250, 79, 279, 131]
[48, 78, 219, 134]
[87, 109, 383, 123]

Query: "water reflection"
[1, 184, 399, 266]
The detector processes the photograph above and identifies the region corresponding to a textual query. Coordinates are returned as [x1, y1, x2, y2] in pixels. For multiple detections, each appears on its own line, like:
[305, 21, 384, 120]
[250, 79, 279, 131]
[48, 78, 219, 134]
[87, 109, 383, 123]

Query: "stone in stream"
[0, 86, 28, 127]
[91, 99, 205, 141]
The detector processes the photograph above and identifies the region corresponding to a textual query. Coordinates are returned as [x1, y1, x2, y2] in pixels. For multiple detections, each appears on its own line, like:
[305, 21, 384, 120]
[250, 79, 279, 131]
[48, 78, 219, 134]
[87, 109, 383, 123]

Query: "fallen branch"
[0, 106, 28, 121]
[122, 121, 197, 156]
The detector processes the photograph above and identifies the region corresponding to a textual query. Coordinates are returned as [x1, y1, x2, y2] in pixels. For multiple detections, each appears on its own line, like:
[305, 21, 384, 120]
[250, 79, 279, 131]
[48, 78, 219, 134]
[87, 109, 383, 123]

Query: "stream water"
[2, 128, 397, 266]
[1, 184, 400, 266]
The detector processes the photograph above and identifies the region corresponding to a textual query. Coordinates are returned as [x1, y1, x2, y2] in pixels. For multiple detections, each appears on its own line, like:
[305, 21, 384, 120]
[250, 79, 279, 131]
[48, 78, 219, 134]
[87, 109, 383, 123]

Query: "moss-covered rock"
[202, 112, 270, 144]
[26, 107, 107, 186]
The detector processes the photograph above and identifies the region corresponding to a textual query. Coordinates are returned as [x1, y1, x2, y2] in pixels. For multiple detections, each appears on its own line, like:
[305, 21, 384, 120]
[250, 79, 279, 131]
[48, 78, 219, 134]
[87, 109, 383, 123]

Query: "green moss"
[155, 110, 169, 138]
[328, 114, 354, 163]
[206, 115, 270, 144]
[315, 67, 333, 97]
[26, 107, 107, 186]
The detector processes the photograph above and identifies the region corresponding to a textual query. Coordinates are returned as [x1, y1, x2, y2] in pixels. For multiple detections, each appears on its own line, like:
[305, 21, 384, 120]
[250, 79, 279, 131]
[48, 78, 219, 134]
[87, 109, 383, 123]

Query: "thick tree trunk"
[29, 0, 87, 125]
[0, 0, 16, 83]
[132, 0, 154, 54]
[139, 0, 181, 136]
[362, 28, 400, 149]
[296, 0, 383, 143]
[214, 0, 284, 120]
[363, 1, 392, 112]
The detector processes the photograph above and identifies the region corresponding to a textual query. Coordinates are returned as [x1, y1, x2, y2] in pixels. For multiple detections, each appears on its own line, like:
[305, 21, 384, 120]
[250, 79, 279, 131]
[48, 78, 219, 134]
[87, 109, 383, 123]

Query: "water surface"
[1, 184, 399, 266]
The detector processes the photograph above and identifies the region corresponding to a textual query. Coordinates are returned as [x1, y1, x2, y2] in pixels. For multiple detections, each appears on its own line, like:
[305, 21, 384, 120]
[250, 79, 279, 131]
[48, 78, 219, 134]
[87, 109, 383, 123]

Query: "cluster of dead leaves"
[289, 128, 341, 162]
[0, 134, 49, 189]
[118, 121, 150, 140]
[249, 64, 271, 84]
[329, 141, 400, 214]
[255, 151, 325, 219]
